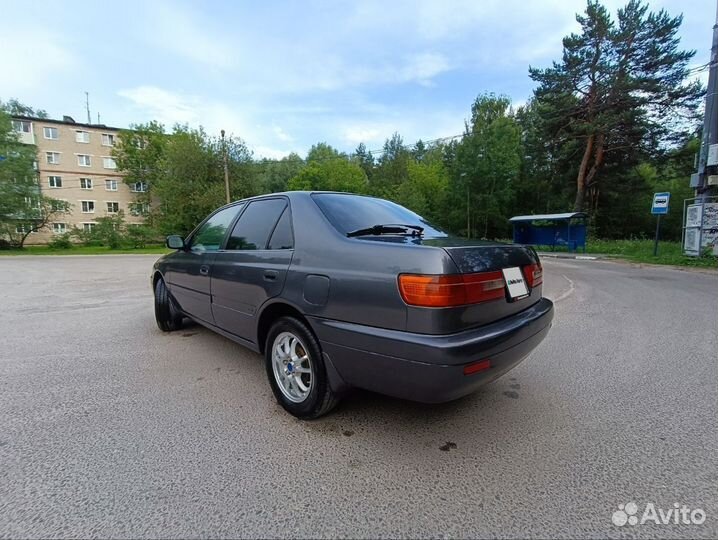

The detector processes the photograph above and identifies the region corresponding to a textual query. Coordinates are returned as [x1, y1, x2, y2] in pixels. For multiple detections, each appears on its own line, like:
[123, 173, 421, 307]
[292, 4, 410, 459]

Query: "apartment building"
[10, 115, 148, 244]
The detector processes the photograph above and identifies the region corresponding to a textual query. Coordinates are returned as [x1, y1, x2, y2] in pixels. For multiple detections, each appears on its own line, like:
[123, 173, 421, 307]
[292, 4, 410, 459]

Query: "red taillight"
[398, 271, 505, 307]
[463, 359, 491, 375]
[523, 263, 543, 288]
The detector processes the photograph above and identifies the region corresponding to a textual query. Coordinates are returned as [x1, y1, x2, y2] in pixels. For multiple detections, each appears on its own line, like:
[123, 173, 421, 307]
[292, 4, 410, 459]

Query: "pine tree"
[529, 0, 702, 212]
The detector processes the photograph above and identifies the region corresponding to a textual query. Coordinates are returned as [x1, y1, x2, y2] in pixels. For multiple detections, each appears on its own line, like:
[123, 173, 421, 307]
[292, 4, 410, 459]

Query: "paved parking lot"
[1, 255, 716, 538]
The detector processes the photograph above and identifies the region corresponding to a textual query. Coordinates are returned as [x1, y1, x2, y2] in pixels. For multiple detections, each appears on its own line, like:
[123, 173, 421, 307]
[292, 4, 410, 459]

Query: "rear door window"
[267, 208, 294, 250]
[226, 199, 287, 250]
[190, 204, 244, 252]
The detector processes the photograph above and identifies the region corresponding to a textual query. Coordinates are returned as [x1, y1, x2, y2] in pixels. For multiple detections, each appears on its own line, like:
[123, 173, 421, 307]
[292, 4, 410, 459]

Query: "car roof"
[219, 190, 375, 209]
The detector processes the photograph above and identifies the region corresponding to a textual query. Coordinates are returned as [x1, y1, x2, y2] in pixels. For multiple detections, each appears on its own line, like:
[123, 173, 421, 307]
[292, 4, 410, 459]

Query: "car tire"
[265, 316, 340, 419]
[154, 277, 183, 332]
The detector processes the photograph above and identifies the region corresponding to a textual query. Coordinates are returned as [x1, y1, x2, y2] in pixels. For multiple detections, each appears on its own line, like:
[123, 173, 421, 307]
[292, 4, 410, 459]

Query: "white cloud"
[342, 126, 384, 145]
[252, 146, 292, 160]
[272, 126, 293, 142]
[117, 86, 249, 136]
[399, 53, 452, 87]
[118, 85, 300, 158]
[118, 86, 200, 126]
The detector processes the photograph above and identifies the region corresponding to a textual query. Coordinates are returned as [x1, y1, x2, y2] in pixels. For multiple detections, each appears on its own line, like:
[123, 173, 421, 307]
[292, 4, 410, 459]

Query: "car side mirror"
[166, 235, 185, 250]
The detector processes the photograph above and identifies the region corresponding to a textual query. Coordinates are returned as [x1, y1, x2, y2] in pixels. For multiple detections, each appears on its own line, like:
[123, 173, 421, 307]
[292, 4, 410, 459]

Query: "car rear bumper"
[309, 297, 554, 403]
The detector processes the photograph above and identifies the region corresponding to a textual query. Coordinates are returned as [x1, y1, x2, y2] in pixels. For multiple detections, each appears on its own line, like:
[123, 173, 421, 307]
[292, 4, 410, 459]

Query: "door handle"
[199, 265, 210, 276]
[263, 270, 278, 281]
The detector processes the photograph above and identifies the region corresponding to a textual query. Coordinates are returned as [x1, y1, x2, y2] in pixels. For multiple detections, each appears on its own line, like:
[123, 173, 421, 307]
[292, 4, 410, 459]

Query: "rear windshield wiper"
[346, 224, 424, 238]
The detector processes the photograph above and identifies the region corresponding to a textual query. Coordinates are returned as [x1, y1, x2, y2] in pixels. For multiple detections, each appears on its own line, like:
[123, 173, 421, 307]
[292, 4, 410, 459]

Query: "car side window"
[190, 204, 243, 252]
[267, 208, 294, 250]
[226, 199, 287, 251]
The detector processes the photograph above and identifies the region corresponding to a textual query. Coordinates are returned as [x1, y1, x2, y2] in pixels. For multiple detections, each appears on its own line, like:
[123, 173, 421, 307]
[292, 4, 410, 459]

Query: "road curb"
[537, 252, 602, 260]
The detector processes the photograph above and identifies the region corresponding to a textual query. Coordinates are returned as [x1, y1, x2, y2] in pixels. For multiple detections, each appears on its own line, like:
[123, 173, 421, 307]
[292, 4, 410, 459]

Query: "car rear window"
[311, 193, 448, 238]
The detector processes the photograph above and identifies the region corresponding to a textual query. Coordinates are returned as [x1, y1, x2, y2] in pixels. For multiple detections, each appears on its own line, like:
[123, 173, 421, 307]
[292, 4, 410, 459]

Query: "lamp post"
[221, 129, 230, 204]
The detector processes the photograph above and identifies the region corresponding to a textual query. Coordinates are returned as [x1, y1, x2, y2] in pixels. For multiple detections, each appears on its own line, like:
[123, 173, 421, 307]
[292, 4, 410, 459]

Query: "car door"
[165, 204, 243, 324]
[211, 198, 294, 342]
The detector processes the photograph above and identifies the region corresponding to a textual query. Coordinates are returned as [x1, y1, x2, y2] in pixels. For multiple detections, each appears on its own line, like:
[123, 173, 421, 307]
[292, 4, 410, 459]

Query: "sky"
[1, 0, 713, 158]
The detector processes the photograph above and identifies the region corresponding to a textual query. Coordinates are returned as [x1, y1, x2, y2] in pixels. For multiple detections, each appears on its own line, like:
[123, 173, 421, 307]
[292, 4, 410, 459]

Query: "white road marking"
[554, 274, 575, 303]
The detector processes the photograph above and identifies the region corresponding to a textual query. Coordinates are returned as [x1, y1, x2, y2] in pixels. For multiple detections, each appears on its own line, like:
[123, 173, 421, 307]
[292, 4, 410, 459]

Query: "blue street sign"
[651, 192, 670, 215]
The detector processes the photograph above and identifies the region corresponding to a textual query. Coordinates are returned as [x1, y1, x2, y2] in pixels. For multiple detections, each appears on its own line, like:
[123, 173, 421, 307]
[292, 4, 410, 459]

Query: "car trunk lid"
[402, 237, 543, 334]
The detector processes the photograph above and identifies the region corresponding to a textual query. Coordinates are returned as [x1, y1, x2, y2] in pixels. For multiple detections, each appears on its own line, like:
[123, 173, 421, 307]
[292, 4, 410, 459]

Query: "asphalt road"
[0, 255, 716, 539]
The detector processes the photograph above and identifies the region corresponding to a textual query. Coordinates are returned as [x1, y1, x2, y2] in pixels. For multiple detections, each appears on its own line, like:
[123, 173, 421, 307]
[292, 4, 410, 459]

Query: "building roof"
[11, 115, 124, 132]
[509, 212, 588, 222]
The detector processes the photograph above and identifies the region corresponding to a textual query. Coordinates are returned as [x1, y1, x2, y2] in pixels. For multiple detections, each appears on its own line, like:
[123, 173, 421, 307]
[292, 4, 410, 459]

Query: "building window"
[106, 202, 119, 213]
[130, 202, 150, 216]
[105, 179, 118, 191]
[101, 133, 115, 146]
[130, 181, 148, 192]
[82, 223, 96, 232]
[43, 127, 59, 140]
[46, 152, 60, 164]
[16, 224, 31, 234]
[50, 199, 67, 212]
[12, 120, 31, 133]
[52, 223, 67, 234]
[77, 154, 91, 167]
[75, 131, 90, 143]
[48, 175, 62, 188]
[103, 157, 117, 169]
[81, 201, 95, 213]
[80, 178, 93, 189]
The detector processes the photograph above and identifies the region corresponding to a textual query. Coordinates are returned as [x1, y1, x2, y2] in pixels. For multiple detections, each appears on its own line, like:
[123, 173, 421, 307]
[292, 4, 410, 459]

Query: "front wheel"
[265, 316, 339, 419]
[154, 278, 183, 332]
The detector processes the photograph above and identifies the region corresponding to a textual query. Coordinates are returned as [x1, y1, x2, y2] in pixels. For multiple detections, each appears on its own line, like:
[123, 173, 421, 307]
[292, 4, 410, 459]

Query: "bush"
[125, 225, 156, 248]
[48, 233, 73, 249]
[93, 214, 125, 249]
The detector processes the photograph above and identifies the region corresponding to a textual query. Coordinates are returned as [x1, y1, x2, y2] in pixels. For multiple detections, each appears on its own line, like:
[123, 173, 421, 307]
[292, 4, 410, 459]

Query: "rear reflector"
[463, 359, 491, 375]
[523, 263, 543, 288]
[398, 271, 505, 307]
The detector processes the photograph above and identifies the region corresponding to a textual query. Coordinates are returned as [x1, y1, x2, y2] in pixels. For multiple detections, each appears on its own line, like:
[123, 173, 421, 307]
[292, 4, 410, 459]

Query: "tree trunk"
[584, 132, 606, 214]
[584, 132, 605, 189]
[573, 133, 595, 212]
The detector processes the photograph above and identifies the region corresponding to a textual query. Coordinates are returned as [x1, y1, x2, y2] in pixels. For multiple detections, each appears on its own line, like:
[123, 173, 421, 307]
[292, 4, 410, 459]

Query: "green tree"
[0, 108, 69, 248]
[530, 0, 702, 212]
[0, 98, 48, 119]
[513, 99, 577, 216]
[255, 153, 305, 193]
[395, 157, 449, 225]
[372, 133, 411, 198]
[114, 123, 257, 236]
[93, 213, 126, 249]
[113, 121, 167, 218]
[452, 94, 522, 238]
[288, 143, 368, 193]
[352, 143, 375, 182]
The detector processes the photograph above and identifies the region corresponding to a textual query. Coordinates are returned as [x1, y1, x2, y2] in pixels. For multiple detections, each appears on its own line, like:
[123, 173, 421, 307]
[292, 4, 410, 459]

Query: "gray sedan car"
[152, 191, 553, 418]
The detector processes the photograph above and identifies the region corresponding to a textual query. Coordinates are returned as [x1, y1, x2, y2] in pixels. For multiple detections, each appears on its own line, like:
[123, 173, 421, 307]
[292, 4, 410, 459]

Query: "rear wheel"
[265, 316, 339, 419]
[154, 278, 183, 332]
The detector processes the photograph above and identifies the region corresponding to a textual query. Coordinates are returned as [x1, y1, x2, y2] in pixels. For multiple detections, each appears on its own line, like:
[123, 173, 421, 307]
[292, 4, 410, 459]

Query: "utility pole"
[695, 0, 718, 203]
[85, 92, 91, 124]
[221, 129, 230, 204]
